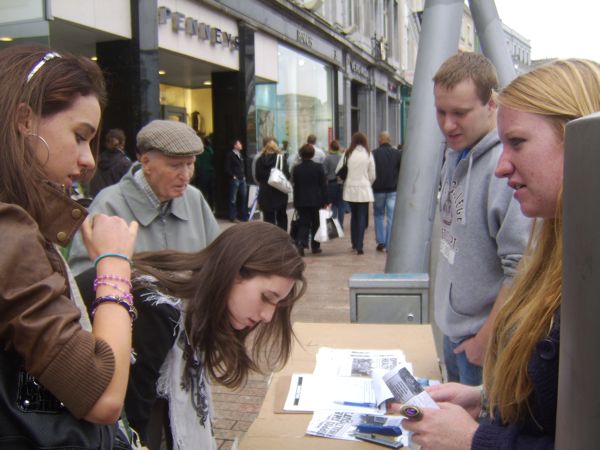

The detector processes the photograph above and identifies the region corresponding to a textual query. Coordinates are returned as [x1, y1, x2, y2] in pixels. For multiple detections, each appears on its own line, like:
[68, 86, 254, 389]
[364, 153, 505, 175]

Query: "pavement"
[212, 209, 389, 449]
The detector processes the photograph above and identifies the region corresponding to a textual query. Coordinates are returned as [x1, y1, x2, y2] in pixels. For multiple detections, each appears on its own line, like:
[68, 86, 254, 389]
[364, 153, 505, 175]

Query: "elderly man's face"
[140, 151, 195, 202]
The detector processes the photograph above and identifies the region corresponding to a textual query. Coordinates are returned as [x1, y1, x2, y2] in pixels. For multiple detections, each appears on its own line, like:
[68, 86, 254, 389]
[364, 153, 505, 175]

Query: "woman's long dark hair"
[133, 222, 306, 388]
[0, 44, 106, 222]
[345, 131, 369, 160]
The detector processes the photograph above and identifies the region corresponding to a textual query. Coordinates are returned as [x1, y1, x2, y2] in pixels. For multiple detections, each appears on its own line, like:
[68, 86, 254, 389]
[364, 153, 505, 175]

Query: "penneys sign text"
[158, 6, 240, 51]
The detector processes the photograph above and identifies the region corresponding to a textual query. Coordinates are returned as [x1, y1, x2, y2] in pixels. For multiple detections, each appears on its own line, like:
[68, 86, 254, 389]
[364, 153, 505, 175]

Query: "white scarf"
[138, 279, 217, 450]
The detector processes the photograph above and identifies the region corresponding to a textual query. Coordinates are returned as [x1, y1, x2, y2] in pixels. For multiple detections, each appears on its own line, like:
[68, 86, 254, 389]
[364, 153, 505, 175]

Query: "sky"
[494, 0, 600, 62]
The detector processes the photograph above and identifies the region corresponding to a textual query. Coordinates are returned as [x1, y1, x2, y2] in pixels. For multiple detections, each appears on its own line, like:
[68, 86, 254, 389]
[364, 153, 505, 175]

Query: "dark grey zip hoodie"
[434, 129, 533, 342]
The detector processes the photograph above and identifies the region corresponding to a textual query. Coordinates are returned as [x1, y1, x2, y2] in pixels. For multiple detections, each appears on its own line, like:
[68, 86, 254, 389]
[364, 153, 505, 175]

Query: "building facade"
[502, 22, 531, 74]
[1, 0, 424, 216]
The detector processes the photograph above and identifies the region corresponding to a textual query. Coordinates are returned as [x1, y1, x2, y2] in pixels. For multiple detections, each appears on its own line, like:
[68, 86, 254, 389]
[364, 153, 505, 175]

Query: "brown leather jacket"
[0, 183, 114, 419]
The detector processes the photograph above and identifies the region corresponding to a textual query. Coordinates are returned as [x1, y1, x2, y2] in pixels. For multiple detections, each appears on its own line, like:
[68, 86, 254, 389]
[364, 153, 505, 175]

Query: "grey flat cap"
[137, 120, 204, 156]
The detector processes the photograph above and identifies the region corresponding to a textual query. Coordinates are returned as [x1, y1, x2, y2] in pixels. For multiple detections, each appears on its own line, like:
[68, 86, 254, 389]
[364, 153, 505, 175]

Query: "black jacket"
[292, 160, 327, 208]
[89, 148, 132, 197]
[224, 149, 245, 180]
[255, 153, 289, 210]
[76, 269, 180, 446]
[371, 143, 402, 193]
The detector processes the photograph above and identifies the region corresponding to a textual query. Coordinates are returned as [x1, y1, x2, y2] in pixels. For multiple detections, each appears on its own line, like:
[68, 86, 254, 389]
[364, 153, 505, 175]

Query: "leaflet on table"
[313, 347, 407, 378]
[283, 373, 384, 413]
[305, 410, 408, 446]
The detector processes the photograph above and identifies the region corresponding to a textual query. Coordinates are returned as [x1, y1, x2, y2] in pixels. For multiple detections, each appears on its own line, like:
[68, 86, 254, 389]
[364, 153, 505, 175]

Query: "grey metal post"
[557, 113, 600, 448]
[385, 0, 463, 273]
[469, 0, 516, 87]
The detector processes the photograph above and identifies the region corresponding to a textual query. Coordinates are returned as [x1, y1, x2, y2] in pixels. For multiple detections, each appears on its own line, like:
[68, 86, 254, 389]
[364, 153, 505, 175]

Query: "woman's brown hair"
[133, 221, 307, 389]
[345, 131, 370, 159]
[0, 44, 107, 222]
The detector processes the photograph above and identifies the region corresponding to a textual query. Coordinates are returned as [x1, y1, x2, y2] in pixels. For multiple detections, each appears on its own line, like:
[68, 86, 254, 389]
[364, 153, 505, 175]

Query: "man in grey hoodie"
[433, 53, 532, 385]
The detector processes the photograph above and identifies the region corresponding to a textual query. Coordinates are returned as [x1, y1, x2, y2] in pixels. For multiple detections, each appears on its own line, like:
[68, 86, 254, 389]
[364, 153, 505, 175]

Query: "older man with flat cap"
[68, 120, 220, 275]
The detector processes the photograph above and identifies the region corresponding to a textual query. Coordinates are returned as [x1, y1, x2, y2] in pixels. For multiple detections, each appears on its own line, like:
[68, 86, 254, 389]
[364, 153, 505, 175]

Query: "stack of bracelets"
[91, 253, 137, 322]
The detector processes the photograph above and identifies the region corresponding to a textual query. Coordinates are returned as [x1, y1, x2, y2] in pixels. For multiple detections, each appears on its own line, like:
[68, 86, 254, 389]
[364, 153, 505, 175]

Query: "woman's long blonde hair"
[484, 59, 600, 424]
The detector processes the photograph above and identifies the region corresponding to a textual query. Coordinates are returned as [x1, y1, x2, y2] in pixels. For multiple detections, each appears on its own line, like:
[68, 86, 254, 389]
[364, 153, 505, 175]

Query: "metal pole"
[557, 113, 600, 448]
[469, 0, 516, 87]
[385, 0, 463, 273]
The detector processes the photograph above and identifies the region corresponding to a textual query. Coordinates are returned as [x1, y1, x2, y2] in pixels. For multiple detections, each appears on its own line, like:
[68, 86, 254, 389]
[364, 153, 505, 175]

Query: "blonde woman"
[394, 59, 600, 449]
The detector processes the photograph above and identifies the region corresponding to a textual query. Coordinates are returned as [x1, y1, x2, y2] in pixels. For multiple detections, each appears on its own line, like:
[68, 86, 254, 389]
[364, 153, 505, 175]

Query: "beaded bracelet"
[93, 252, 132, 268]
[93, 280, 133, 303]
[477, 385, 490, 422]
[91, 295, 138, 321]
[95, 274, 132, 289]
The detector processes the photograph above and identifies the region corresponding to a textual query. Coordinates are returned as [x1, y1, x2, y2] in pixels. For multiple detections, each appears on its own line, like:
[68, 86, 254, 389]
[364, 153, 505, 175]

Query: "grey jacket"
[68, 164, 220, 275]
[434, 129, 532, 341]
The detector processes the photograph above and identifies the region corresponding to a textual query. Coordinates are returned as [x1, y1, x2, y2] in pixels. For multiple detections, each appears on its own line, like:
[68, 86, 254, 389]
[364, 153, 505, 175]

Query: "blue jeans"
[443, 335, 482, 386]
[327, 182, 345, 230]
[349, 202, 369, 252]
[373, 191, 396, 248]
[229, 178, 248, 221]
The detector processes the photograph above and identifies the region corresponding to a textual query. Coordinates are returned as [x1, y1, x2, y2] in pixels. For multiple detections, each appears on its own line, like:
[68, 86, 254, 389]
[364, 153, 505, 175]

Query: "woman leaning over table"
[392, 59, 600, 449]
[0, 44, 138, 448]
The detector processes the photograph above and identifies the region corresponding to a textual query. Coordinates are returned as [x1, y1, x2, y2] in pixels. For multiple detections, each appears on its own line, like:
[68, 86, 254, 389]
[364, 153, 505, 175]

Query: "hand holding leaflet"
[382, 365, 439, 411]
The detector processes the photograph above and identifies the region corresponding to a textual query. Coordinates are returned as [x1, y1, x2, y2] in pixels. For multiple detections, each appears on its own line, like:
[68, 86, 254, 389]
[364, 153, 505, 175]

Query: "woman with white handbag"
[255, 140, 290, 230]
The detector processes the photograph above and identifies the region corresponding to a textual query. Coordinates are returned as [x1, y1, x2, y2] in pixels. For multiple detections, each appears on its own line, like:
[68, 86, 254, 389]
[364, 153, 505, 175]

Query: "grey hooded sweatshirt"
[434, 129, 532, 342]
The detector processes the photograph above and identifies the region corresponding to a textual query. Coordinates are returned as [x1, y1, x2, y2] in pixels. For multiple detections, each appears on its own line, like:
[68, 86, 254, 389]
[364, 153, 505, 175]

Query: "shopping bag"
[326, 217, 344, 239]
[314, 208, 333, 243]
[289, 210, 299, 241]
[268, 154, 292, 194]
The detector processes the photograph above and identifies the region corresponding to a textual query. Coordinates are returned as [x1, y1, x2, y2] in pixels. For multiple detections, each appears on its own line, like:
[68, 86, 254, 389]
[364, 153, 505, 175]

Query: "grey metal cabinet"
[349, 273, 429, 324]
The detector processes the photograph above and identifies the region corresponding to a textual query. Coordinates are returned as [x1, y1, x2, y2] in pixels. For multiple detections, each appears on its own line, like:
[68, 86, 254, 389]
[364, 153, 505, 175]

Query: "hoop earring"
[25, 133, 51, 167]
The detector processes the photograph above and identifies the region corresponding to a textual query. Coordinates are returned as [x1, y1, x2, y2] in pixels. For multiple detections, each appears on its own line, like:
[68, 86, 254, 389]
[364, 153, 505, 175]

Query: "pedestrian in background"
[255, 140, 289, 231]
[372, 131, 402, 251]
[225, 139, 248, 223]
[69, 120, 220, 275]
[336, 131, 375, 255]
[395, 57, 600, 450]
[194, 134, 215, 211]
[0, 44, 138, 448]
[292, 144, 328, 256]
[306, 133, 327, 163]
[89, 128, 131, 197]
[323, 139, 345, 229]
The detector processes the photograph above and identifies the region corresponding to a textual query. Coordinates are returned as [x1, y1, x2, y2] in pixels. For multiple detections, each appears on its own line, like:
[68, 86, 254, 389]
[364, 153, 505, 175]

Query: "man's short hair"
[378, 131, 391, 144]
[299, 143, 315, 160]
[307, 134, 317, 145]
[433, 52, 499, 104]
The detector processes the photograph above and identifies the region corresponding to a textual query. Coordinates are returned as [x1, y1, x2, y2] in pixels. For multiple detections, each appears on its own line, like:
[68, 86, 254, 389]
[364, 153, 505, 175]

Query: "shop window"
[256, 44, 333, 155]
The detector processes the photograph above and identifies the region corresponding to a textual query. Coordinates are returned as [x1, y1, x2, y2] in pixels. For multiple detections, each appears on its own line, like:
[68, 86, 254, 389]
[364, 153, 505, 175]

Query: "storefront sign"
[349, 60, 369, 79]
[158, 6, 239, 50]
[296, 29, 313, 49]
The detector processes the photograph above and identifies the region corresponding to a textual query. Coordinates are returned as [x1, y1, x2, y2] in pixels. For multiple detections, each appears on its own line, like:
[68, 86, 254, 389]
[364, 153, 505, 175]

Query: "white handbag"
[268, 153, 292, 194]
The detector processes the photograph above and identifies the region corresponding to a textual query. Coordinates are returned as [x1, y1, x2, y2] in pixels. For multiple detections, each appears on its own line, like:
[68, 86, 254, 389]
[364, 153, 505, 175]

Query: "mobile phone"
[354, 432, 404, 449]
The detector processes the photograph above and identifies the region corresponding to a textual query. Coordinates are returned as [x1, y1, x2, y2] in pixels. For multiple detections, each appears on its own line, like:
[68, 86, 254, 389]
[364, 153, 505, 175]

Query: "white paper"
[283, 373, 384, 413]
[314, 348, 407, 378]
